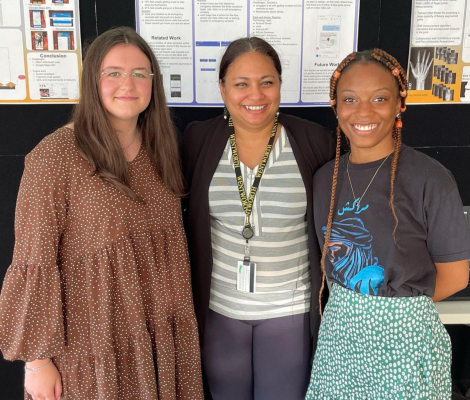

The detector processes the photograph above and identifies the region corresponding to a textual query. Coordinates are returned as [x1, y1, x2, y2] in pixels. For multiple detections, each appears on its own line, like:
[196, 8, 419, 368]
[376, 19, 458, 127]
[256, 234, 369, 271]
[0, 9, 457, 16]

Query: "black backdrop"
[1, 1, 469, 398]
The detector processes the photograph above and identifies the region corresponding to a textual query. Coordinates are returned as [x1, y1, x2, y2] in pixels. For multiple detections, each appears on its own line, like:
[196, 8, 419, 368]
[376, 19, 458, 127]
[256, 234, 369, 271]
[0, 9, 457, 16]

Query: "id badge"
[237, 260, 256, 293]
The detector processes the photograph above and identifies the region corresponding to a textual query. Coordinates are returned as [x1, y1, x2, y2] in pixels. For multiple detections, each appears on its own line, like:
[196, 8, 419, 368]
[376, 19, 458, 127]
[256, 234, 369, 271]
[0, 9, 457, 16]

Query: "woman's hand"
[25, 359, 62, 400]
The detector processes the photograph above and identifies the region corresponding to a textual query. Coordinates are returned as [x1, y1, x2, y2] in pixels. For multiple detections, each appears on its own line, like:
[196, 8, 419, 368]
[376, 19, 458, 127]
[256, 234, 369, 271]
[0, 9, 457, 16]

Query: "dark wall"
[0, 1, 469, 398]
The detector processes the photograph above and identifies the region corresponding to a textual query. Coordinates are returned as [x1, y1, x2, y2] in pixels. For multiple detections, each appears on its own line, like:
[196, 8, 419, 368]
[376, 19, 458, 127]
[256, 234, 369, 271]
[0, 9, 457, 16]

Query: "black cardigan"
[182, 113, 335, 352]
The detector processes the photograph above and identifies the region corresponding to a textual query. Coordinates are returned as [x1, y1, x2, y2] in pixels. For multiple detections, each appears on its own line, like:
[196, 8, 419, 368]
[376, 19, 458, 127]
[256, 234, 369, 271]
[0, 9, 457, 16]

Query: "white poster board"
[136, 0, 360, 106]
[407, 0, 470, 104]
[0, 0, 82, 104]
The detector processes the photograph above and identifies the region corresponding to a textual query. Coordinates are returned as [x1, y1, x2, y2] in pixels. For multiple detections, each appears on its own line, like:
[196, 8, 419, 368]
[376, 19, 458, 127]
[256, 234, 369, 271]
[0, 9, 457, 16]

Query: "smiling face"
[220, 51, 281, 132]
[99, 44, 152, 130]
[336, 62, 401, 162]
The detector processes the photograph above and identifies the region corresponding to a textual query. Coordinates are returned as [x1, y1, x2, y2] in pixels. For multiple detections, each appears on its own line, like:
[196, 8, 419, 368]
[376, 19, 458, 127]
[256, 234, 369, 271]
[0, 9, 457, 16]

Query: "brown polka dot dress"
[0, 127, 203, 400]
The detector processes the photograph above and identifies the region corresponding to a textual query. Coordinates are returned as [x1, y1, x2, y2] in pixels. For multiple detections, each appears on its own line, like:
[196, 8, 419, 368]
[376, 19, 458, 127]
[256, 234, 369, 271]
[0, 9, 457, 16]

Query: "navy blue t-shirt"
[313, 145, 470, 297]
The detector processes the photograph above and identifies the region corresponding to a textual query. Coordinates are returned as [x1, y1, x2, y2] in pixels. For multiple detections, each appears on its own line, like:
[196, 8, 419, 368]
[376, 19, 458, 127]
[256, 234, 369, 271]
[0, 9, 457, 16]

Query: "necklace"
[346, 153, 390, 208]
[121, 130, 140, 151]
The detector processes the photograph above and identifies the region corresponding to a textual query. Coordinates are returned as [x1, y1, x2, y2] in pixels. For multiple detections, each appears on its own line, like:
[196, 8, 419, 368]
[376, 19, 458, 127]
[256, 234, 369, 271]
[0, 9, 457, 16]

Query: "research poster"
[136, 0, 360, 106]
[407, 0, 470, 104]
[0, 0, 81, 104]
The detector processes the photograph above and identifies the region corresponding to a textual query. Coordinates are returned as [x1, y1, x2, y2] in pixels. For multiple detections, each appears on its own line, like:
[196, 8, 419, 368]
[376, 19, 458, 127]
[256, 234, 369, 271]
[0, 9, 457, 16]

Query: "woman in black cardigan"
[182, 37, 335, 400]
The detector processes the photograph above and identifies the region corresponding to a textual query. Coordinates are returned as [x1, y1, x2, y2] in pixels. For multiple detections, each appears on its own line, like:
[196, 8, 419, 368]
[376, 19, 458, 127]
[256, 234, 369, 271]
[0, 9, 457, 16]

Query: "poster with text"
[407, 0, 470, 104]
[0, 0, 81, 104]
[136, 0, 360, 106]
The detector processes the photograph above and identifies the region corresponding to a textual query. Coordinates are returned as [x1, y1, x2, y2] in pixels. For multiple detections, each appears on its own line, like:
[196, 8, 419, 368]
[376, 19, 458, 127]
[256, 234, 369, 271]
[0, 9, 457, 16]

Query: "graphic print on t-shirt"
[323, 198, 385, 295]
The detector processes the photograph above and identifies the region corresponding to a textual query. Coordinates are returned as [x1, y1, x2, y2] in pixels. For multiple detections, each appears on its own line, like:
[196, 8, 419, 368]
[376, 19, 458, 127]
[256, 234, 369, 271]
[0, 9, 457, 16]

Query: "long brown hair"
[319, 49, 408, 314]
[73, 26, 183, 200]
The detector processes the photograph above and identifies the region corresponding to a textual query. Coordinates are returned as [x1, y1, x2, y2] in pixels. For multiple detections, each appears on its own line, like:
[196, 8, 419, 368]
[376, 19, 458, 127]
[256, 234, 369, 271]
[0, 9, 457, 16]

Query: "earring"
[276, 110, 279, 118]
[223, 106, 229, 120]
[395, 113, 403, 129]
[395, 120, 403, 129]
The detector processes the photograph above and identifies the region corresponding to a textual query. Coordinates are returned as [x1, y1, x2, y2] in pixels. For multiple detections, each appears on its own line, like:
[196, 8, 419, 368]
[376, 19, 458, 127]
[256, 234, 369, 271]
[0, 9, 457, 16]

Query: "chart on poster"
[0, 0, 81, 104]
[407, 0, 470, 104]
[136, 0, 360, 106]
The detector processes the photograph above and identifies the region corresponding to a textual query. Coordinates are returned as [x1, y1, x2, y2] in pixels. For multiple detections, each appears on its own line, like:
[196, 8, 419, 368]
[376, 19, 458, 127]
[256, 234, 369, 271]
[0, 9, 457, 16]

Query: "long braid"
[369, 49, 408, 238]
[318, 126, 341, 316]
[318, 52, 357, 315]
[318, 48, 408, 316]
[390, 121, 402, 239]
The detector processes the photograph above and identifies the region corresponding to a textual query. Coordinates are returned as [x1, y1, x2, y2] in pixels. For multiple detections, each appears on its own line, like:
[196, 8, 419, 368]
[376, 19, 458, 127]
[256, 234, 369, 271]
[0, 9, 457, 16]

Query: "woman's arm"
[25, 359, 62, 400]
[432, 260, 469, 302]
[0, 134, 69, 398]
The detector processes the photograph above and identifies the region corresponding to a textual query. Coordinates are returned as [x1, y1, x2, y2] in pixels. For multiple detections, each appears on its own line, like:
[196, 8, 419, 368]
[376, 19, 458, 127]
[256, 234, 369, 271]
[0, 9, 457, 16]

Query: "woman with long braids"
[305, 49, 470, 399]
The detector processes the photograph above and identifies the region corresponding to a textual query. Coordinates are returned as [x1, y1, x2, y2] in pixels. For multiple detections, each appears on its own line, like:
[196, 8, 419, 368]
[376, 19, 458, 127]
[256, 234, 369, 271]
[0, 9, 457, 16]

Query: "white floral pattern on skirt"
[305, 284, 451, 400]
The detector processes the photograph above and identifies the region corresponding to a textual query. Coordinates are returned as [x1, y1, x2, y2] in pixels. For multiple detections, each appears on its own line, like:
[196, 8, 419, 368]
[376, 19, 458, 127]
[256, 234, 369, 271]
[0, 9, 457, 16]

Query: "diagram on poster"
[0, 29, 26, 100]
[301, 0, 357, 105]
[407, 0, 470, 104]
[315, 16, 341, 59]
[136, 0, 360, 106]
[0, 0, 81, 104]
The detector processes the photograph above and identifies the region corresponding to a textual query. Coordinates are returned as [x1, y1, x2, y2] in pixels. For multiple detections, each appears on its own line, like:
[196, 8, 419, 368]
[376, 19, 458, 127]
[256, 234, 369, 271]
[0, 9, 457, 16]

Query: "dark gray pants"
[202, 310, 312, 400]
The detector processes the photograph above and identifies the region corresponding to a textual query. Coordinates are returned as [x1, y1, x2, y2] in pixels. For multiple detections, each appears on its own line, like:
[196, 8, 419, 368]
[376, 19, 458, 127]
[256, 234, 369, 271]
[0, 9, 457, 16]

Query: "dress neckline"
[127, 141, 144, 164]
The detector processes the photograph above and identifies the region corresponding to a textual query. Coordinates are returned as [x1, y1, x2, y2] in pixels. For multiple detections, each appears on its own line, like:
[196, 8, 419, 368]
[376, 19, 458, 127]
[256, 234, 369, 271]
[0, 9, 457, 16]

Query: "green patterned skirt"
[305, 284, 451, 400]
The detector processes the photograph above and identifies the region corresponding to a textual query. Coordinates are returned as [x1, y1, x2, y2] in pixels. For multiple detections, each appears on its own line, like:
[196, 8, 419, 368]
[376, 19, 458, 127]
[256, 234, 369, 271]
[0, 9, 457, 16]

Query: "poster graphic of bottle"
[0, 47, 16, 89]
[315, 16, 341, 58]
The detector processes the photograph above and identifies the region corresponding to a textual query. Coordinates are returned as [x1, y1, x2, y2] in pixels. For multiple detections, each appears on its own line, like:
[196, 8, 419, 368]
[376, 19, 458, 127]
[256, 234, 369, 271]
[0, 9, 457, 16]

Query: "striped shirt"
[208, 126, 311, 320]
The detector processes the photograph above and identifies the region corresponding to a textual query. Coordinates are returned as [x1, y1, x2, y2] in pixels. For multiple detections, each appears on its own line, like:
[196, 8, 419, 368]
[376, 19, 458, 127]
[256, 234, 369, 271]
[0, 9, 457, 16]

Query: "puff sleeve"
[0, 142, 68, 362]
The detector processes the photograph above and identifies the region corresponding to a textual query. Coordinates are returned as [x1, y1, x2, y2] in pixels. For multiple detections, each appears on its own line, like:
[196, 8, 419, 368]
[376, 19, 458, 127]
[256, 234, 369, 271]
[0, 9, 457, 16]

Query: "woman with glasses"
[0, 27, 203, 400]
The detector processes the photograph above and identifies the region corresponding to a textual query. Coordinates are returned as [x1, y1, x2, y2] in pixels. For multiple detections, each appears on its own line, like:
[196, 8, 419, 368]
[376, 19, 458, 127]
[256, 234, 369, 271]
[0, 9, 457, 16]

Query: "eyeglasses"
[100, 67, 154, 83]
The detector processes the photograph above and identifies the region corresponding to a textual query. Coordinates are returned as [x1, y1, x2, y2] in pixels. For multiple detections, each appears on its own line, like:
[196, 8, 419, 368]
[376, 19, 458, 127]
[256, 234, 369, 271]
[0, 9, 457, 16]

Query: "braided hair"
[318, 49, 408, 315]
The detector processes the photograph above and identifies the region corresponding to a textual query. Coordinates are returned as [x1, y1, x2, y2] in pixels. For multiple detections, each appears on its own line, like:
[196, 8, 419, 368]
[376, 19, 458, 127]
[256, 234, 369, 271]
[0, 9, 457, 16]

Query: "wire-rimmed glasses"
[100, 67, 154, 84]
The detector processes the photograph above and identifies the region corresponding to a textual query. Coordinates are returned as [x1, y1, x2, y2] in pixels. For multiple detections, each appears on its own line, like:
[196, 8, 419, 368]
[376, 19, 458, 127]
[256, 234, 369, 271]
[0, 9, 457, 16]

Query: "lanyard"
[229, 116, 278, 241]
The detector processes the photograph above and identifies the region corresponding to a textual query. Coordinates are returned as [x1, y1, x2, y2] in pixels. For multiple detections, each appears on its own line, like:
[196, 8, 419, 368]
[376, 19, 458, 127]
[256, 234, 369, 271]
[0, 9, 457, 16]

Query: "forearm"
[26, 358, 51, 369]
[432, 260, 469, 302]
[24, 357, 62, 400]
